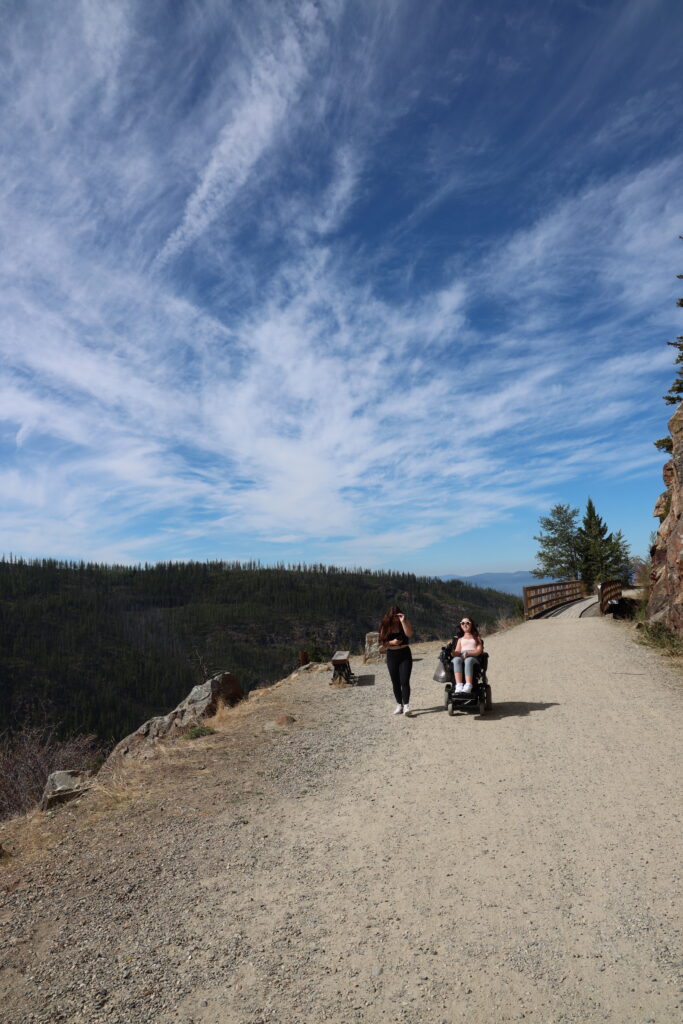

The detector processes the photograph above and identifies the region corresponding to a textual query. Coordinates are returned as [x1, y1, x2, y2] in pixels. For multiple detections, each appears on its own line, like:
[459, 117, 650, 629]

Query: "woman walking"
[379, 605, 414, 715]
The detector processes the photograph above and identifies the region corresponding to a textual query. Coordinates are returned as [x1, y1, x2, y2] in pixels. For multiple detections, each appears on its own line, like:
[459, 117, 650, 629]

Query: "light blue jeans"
[452, 655, 479, 683]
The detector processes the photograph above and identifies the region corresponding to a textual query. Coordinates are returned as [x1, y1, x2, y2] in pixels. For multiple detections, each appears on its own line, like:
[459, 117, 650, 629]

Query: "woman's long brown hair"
[379, 604, 403, 643]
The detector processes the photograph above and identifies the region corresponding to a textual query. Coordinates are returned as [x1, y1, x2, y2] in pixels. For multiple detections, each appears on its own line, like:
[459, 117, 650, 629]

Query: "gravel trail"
[1, 617, 681, 1024]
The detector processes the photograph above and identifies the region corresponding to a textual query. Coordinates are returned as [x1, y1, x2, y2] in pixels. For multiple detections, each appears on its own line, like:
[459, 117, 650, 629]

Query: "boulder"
[264, 713, 296, 731]
[104, 671, 242, 767]
[275, 713, 296, 727]
[40, 770, 93, 811]
[364, 632, 383, 662]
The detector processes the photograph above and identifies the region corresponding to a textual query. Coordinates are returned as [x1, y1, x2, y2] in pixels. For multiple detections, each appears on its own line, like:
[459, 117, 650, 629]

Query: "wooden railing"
[596, 580, 622, 614]
[522, 580, 587, 619]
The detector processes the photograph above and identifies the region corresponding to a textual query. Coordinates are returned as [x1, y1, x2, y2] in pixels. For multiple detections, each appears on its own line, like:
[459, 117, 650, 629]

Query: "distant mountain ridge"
[441, 570, 556, 597]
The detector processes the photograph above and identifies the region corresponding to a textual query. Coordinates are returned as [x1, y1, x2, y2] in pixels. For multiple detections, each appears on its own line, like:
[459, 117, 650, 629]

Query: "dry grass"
[85, 769, 153, 815]
[0, 697, 261, 866]
[0, 721, 105, 821]
[636, 620, 683, 657]
[0, 809, 56, 866]
[203, 697, 238, 731]
[0, 761, 156, 868]
[489, 614, 525, 634]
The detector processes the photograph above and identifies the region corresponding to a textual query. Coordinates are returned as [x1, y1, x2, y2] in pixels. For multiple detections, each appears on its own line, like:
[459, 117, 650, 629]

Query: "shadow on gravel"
[355, 674, 376, 686]
[411, 705, 445, 716]
[479, 701, 560, 719]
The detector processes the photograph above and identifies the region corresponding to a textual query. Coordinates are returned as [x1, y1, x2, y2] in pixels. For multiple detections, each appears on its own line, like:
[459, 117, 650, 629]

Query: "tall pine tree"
[577, 498, 631, 590]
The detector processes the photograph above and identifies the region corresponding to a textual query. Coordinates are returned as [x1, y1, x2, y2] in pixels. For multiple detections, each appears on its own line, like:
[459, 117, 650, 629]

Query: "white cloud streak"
[0, 0, 681, 566]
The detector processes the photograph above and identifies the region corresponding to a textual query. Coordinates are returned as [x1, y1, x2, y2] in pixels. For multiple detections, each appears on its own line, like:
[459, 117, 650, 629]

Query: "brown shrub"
[0, 722, 105, 821]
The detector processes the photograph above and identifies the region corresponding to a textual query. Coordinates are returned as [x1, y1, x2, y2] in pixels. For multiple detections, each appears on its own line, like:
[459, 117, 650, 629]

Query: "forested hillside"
[0, 558, 517, 743]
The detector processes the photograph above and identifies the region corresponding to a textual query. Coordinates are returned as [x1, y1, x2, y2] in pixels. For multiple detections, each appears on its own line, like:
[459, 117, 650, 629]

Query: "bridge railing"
[522, 580, 587, 619]
[596, 580, 622, 614]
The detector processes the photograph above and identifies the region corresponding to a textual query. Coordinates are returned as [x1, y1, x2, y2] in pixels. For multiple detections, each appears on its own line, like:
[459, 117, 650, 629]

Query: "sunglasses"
[460, 620, 472, 626]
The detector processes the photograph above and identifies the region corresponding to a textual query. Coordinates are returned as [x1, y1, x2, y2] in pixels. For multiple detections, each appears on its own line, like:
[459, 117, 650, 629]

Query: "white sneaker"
[462, 683, 472, 694]
[403, 705, 412, 716]
[454, 683, 464, 693]
[393, 704, 403, 714]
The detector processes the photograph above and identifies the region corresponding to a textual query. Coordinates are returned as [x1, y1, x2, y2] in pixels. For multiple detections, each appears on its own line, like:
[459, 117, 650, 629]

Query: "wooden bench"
[331, 650, 354, 684]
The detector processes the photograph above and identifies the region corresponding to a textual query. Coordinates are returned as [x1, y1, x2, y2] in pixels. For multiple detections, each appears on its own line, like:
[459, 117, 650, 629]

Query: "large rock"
[40, 770, 93, 811]
[648, 404, 683, 630]
[363, 632, 383, 662]
[105, 671, 242, 767]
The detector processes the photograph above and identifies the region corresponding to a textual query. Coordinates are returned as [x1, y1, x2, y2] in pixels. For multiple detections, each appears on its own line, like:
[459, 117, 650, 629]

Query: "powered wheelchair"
[436, 642, 493, 716]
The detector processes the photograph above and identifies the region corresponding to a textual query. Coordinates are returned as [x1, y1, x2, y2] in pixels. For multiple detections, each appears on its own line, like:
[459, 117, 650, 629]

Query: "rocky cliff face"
[103, 671, 243, 769]
[648, 404, 683, 629]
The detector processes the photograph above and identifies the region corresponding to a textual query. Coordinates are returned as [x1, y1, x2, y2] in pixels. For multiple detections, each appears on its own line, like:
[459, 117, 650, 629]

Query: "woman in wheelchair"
[451, 616, 484, 694]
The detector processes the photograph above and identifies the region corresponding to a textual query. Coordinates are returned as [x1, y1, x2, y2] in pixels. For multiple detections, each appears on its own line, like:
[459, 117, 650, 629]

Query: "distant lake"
[441, 571, 556, 597]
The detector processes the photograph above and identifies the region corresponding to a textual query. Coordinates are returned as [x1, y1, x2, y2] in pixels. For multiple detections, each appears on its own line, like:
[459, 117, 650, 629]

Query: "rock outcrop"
[104, 671, 243, 767]
[648, 404, 683, 629]
[363, 632, 382, 662]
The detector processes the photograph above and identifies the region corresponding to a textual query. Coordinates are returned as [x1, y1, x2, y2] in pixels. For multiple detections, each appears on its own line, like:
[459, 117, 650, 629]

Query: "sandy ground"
[1, 615, 682, 1024]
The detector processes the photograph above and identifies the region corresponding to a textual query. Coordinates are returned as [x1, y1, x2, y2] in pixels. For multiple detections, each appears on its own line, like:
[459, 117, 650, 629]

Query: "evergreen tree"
[532, 504, 581, 580]
[577, 498, 608, 590]
[534, 500, 631, 590]
[606, 529, 632, 585]
[576, 499, 631, 590]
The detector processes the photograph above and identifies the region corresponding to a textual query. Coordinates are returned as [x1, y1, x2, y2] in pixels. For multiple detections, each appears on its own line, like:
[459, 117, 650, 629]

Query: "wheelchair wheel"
[447, 701, 455, 716]
[478, 695, 487, 715]
[444, 686, 451, 709]
[485, 684, 493, 711]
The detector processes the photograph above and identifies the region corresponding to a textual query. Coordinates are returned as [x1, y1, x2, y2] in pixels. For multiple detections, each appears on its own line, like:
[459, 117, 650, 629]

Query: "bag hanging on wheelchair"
[433, 662, 449, 683]
[432, 647, 452, 683]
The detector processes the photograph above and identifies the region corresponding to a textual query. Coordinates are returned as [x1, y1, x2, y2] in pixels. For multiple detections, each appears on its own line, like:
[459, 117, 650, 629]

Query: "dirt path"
[1, 617, 682, 1024]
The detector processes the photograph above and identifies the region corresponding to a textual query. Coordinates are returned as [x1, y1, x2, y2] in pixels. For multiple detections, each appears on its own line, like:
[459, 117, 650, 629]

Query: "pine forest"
[0, 558, 517, 744]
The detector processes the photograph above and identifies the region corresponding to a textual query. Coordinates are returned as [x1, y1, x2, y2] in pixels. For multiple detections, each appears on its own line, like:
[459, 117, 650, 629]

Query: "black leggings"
[386, 647, 412, 705]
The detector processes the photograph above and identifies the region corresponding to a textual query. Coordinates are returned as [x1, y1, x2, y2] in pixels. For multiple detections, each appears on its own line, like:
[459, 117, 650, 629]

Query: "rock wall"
[648, 404, 683, 629]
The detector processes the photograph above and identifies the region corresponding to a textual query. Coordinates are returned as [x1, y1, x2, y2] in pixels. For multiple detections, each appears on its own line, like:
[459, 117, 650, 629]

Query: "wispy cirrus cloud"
[0, 0, 681, 571]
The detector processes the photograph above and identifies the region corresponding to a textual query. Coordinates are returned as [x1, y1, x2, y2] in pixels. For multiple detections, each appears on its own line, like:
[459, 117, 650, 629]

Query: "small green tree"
[532, 503, 581, 580]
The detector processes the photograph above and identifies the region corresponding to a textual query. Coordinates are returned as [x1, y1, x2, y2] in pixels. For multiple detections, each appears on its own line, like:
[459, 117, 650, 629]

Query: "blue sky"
[1, 0, 682, 576]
